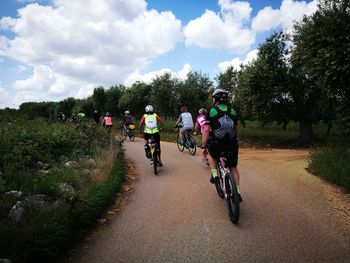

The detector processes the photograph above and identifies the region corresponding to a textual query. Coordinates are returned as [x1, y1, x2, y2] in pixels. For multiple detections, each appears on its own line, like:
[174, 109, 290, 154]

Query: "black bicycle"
[176, 126, 196, 155]
[147, 135, 161, 175]
[214, 151, 240, 224]
[122, 124, 135, 141]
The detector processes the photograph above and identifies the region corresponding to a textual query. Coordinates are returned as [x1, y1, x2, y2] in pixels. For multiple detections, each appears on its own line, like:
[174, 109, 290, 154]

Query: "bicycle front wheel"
[176, 134, 184, 152]
[225, 172, 240, 224]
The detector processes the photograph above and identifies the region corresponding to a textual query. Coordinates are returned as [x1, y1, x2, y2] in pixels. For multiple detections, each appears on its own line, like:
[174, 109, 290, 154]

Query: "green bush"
[0, 119, 125, 262]
[308, 142, 350, 192]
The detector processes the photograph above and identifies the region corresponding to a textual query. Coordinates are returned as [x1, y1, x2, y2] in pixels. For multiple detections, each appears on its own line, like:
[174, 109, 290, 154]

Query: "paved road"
[71, 138, 350, 263]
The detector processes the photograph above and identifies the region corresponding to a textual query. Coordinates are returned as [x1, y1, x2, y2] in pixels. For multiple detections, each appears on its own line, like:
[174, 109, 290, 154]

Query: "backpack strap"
[214, 105, 230, 117]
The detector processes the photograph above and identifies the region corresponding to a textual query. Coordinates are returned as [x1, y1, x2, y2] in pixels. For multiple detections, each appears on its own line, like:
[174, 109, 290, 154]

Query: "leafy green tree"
[118, 81, 151, 118]
[176, 71, 213, 116]
[293, 0, 350, 134]
[149, 73, 178, 118]
[236, 32, 291, 127]
[57, 97, 76, 117]
[105, 85, 125, 117]
[18, 102, 55, 120]
[216, 66, 239, 93]
[92, 86, 106, 114]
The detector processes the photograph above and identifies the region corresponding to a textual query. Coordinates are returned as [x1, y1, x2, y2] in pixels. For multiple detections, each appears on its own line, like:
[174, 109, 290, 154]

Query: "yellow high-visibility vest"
[144, 113, 159, 134]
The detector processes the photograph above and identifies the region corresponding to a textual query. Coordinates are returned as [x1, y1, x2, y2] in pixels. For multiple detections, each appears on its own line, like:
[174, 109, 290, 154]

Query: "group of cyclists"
[73, 88, 241, 201]
[133, 88, 242, 202]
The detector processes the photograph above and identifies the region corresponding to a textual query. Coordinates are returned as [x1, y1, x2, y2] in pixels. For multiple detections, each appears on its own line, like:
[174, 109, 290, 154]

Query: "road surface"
[71, 138, 350, 263]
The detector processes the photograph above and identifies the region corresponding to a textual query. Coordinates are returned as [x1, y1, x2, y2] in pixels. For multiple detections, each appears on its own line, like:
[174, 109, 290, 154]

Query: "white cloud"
[218, 49, 258, 72]
[0, 84, 14, 108]
[252, 0, 318, 32]
[0, 0, 183, 106]
[184, 0, 255, 52]
[124, 63, 192, 86]
[14, 65, 28, 73]
[11, 65, 96, 106]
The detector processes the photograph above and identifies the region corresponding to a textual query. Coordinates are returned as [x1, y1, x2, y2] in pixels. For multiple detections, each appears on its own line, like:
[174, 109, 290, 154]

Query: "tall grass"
[0, 120, 126, 262]
[308, 142, 350, 192]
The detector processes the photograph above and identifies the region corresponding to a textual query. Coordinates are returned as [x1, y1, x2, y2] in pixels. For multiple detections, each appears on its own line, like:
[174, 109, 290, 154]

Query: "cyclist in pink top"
[102, 112, 113, 132]
[194, 108, 207, 136]
[194, 108, 209, 165]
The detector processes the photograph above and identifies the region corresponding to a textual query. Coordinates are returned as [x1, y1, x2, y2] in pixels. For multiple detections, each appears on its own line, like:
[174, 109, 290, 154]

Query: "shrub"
[308, 142, 350, 192]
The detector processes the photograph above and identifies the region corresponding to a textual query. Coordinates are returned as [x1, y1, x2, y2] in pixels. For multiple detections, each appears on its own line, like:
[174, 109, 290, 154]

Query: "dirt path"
[70, 138, 350, 263]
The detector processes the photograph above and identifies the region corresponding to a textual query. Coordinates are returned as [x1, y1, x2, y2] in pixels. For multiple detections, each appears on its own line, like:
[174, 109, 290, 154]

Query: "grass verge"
[0, 120, 126, 262]
[308, 142, 350, 192]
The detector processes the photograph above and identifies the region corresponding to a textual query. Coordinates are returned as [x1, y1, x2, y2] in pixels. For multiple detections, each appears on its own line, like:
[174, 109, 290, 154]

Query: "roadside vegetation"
[0, 119, 125, 262]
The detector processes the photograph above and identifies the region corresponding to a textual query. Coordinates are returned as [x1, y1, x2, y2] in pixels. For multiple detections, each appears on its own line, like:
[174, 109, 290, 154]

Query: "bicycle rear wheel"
[122, 128, 127, 140]
[176, 134, 184, 152]
[129, 130, 135, 141]
[153, 152, 158, 175]
[225, 172, 240, 224]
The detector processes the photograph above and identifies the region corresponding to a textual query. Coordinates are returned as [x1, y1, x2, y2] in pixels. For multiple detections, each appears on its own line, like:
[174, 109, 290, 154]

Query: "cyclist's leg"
[228, 139, 239, 185]
[144, 133, 151, 158]
[227, 140, 242, 200]
[179, 127, 185, 144]
[207, 140, 220, 183]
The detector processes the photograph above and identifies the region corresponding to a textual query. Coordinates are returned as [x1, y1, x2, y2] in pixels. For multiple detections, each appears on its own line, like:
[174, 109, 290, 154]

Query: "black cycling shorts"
[144, 132, 161, 152]
[208, 138, 238, 167]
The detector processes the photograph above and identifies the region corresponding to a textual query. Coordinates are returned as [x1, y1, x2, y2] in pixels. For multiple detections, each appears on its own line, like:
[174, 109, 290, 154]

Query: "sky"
[0, 0, 318, 108]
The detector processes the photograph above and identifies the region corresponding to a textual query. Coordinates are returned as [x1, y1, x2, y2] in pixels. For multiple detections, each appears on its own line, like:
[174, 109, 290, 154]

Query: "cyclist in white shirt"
[175, 106, 194, 145]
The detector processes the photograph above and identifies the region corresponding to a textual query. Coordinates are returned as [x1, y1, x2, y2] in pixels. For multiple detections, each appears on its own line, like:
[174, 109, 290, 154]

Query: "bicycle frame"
[149, 139, 157, 156]
[217, 157, 230, 199]
[215, 152, 240, 224]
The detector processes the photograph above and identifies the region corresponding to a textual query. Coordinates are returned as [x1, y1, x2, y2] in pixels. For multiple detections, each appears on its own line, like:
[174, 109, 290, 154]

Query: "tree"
[176, 71, 213, 116]
[216, 66, 239, 93]
[57, 97, 76, 117]
[293, 0, 350, 134]
[105, 85, 125, 117]
[235, 32, 291, 127]
[149, 73, 178, 118]
[92, 86, 106, 114]
[118, 81, 151, 118]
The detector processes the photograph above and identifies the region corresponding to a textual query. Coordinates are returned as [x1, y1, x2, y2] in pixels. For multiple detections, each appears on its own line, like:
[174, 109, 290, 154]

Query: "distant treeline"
[1, 0, 349, 143]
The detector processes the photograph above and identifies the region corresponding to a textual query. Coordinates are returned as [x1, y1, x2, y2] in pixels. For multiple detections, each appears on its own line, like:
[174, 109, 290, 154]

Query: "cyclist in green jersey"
[202, 89, 242, 201]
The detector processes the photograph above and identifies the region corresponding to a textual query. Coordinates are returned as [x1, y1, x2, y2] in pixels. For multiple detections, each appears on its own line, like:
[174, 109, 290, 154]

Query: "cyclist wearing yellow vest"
[139, 105, 164, 166]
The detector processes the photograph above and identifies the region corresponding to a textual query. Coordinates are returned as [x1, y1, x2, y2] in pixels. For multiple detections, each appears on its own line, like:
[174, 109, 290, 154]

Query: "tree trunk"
[299, 118, 313, 144]
[282, 119, 288, 131]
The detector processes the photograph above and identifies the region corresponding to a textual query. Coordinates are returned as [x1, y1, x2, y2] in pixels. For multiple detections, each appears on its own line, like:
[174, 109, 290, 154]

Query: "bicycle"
[214, 151, 240, 224]
[147, 135, 161, 175]
[176, 126, 196, 155]
[122, 124, 135, 141]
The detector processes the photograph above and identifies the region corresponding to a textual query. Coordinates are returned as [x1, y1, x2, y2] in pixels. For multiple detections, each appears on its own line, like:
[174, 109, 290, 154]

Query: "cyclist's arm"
[194, 121, 199, 134]
[156, 115, 164, 130]
[175, 118, 181, 126]
[202, 124, 210, 148]
[139, 116, 145, 132]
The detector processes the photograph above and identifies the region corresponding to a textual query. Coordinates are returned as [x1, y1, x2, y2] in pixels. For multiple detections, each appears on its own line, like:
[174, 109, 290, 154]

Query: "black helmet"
[212, 88, 229, 103]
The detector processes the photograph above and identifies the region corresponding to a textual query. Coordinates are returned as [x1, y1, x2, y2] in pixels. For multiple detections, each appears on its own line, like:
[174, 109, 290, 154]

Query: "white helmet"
[125, 110, 130, 115]
[198, 108, 207, 115]
[145, 105, 154, 113]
